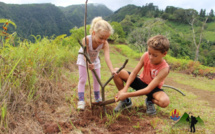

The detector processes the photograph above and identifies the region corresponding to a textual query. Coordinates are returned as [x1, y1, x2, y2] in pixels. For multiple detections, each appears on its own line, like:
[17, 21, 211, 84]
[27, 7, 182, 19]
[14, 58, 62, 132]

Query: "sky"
[0, 0, 214, 13]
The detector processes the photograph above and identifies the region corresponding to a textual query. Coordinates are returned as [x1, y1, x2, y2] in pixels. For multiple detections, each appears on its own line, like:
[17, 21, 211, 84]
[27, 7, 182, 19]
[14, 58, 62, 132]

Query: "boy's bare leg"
[113, 69, 132, 112]
[113, 69, 129, 91]
[152, 91, 170, 108]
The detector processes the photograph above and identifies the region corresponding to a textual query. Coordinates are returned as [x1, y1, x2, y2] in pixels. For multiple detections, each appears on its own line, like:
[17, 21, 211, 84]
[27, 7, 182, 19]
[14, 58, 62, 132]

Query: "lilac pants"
[78, 65, 101, 93]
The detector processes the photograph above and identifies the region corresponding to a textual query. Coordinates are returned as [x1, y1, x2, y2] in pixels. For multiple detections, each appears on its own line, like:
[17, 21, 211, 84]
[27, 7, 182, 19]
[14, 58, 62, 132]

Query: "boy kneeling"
[113, 35, 170, 115]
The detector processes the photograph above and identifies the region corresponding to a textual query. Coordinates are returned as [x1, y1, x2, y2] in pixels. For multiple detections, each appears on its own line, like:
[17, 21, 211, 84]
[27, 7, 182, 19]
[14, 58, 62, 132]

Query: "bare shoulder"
[82, 36, 90, 46]
[132, 53, 145, 73]
[139, 52, 146, 63]
[157, 67, 169, 78]
[102, 40, 109, 49]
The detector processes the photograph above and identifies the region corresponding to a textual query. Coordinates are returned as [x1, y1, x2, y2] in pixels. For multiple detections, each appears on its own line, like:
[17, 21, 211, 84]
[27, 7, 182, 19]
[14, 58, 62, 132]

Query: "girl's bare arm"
[103, 41, 114, 74]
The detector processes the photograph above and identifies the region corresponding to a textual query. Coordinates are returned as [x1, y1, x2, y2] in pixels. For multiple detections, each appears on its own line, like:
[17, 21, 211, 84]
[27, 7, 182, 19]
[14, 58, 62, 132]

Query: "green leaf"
[0, 19, 17, 29]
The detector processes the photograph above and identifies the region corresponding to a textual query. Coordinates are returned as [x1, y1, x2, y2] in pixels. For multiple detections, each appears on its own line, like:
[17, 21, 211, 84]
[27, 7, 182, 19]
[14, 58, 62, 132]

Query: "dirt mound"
[35, 103, 170, 134]
[49, 105, 169, 134]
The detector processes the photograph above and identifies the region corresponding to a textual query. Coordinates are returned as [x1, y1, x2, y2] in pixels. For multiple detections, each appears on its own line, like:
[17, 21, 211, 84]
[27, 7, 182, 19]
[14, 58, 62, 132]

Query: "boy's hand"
[115, 90, 127, 102]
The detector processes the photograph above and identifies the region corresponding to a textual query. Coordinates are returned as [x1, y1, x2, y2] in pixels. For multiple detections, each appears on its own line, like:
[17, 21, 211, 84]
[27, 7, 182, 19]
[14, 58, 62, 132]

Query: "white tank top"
[76, 35, 104, 69]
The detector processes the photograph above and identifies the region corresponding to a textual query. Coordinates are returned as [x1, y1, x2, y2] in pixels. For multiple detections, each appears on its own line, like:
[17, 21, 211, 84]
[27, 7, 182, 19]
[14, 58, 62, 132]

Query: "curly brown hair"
[147, 35, 170, 53]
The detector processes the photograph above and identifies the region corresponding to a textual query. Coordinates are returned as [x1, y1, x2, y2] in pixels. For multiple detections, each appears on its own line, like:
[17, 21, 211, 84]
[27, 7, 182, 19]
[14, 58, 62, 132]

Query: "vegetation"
[0, 19, 214, 133]
[60, 3, 113, 28]
[0, 2, 113, 41]
[0, 20, 80, 133]
[115, 45, 215, 79]
[0, 3, 214, 132]
[0, 19, 17, 46]
[105, 3, 215, 67]
[1, 2, 215, 66]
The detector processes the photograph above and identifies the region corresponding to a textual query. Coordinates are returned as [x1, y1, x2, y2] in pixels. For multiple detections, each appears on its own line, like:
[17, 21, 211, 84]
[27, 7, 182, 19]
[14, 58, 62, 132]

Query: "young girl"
[76, 17, 115, 110]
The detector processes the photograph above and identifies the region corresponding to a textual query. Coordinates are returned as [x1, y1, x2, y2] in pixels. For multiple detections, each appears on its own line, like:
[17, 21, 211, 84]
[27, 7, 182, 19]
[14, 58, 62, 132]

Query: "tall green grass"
[204, 21, 215, 42]
[0, 35, 79, 132]
[114, 44, 142, 59]
[204, 31, 215, 42]
[206, 22, 215, 31]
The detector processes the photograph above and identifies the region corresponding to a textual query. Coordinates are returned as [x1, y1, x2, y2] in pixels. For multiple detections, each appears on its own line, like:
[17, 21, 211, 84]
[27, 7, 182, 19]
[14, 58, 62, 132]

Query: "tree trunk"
[194, 45, 200, 61]
[190, 17, 208, 61]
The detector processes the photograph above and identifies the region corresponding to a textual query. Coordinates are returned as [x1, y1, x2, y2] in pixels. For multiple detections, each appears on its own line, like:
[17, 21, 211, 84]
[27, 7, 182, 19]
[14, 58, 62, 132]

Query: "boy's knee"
[159, 97, 170, 108]
[114, 68, 119, 71]
[113, 68, 123, 77]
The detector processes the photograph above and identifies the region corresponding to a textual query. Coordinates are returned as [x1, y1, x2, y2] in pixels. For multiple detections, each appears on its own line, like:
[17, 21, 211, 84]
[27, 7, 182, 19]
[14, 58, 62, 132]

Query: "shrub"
[114, 45, 141, 59]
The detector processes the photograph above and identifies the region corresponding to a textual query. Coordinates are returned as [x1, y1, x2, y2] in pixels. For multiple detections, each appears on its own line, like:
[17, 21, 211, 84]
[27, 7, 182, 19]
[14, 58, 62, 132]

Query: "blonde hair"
[147, 35, 170, 53]
[89, 17, 114, 35]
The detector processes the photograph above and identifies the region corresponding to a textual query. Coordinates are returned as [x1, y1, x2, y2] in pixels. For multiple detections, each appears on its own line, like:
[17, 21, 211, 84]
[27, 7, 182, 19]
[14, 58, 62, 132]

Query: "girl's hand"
[111, 71, 117, 76]
[88, 63, 94, 70]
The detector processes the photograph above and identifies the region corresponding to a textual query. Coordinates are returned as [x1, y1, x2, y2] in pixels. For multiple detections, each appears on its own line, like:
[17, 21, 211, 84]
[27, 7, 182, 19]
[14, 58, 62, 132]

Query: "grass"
[167, 21, 215, 42]
[0, 35, 214, 133]
[162, 72, 215, 132]
[158, 71, 215, 133]
[206, 22, 215, 31]
[204, 31, 215, 42]
[105, 112, 121, 127]
[168, 72, 215, 92]
[132, 122, 141, 129]
[0, 35, 80, 133]
[100, 44, 215, 133]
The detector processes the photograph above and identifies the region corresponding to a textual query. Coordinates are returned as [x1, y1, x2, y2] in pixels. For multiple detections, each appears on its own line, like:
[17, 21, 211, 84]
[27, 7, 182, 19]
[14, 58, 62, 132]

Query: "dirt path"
[165, 77, 215, 108]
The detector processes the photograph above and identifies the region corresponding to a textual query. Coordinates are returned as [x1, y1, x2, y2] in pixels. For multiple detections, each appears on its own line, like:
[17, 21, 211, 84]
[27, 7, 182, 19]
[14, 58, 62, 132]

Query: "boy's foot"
[145, 98, 156, 115]
[77, 101, 85, 110]
[114, 98, 132, 112]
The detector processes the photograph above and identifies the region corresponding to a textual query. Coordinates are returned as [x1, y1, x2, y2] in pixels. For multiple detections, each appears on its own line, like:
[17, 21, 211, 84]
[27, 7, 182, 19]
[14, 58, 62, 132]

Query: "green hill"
[106, 4, 141, 22]
[0, 2, 113, 40]
[1, 2, 215, 66]
[60, 3, 113, 28]
[105, 4, 215, 67]
[0, 2, 71, 38]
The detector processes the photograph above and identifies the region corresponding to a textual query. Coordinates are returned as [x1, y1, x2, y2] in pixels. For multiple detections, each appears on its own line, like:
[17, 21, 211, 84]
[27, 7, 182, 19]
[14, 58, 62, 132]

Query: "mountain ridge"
[0, 2, 113, 39]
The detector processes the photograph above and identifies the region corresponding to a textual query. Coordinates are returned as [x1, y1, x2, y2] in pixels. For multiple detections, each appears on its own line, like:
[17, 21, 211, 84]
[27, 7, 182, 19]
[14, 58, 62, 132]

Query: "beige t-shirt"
[77, 35, 103, 69]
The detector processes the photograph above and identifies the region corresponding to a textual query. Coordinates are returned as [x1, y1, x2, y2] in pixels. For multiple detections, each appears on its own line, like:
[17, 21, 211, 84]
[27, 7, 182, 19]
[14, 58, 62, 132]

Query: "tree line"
[0, 2, 215, 67]
[0, 2, 113, 41]
[106, 3, 215, 67]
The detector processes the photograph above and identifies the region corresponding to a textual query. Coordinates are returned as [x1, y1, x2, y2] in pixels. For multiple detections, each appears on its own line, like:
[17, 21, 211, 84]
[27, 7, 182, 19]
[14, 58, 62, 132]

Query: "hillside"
[0, 2, 215, 67]
[105, 3, 215, 67]
[0, 3, 71, 38]
[106, 4, 141, 22]
[60, 3, 113, 28]
[0, 2, 113, 40]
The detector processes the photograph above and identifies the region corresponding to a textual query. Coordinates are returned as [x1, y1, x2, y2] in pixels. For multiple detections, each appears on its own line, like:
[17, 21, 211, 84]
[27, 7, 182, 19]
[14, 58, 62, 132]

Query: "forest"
[0, 2, 113, 39]
[0, 2, 215, 67]
[106, 3, 215, 67]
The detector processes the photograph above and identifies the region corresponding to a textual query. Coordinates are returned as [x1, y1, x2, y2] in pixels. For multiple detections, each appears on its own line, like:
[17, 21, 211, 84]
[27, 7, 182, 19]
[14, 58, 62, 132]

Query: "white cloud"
[0, 0, 214, 13]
